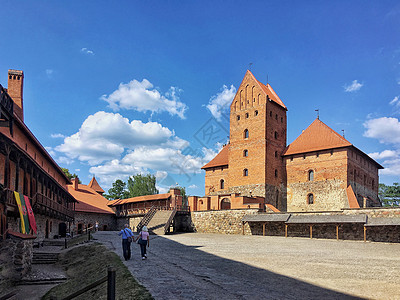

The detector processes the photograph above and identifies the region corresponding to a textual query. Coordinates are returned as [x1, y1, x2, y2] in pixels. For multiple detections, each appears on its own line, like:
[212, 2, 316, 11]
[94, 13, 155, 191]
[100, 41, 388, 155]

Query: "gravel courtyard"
[95, 232, 400, 299]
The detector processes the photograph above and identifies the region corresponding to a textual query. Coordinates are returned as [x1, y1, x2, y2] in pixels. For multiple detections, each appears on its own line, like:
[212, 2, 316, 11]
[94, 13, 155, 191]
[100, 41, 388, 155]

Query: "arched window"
[307, 193, 314, 204]
[243, 169, 248, 176]
[237, 115, 240, 121]
[244, 129, 249, 139]
[308, 170, 314, 181]
[245, 112, 249, 118]
[220, 179, 224, 189]
[243, 149, 248, 157]
[254, 110, 258, 116]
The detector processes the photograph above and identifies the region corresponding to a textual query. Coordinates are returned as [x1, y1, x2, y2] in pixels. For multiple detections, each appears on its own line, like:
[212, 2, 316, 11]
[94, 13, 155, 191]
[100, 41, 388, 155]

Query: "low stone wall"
[191, 207, 400, 243]
[73, 212, 117, 233]
[190, 209, 259, 235]
[0, 233, 33, 286]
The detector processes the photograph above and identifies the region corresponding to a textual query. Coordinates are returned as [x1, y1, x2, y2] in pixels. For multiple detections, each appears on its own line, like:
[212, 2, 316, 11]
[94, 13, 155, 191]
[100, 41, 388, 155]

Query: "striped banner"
[24, 195, 37, 234]
[14, 191, 29, 234]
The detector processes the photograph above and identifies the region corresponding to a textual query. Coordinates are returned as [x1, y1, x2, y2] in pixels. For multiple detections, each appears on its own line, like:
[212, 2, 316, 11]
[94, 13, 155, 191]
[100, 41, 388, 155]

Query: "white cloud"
[368, 150, 398, 160]
[57, 156, 74, 165]
[206, 85, 236, 121]
[344, 80, 363, 92]
[45, 69, 54, 78]
[363, 117, 400, 144]
[51, 133, 65, 138]
[55, 111, 176, 165]
[188, 184, 198, 189]
[389, 96, 399, 106]
[81, 47, 94, 55]
[101, 79, 187, 119]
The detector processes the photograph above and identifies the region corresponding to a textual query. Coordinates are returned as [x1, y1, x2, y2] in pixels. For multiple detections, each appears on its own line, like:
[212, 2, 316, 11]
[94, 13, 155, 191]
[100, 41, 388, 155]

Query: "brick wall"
[72, 212, 117, 233]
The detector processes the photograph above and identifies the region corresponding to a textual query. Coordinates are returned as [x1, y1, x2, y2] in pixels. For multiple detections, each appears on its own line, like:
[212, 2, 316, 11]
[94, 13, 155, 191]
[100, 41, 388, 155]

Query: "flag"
[14, 191, 28, 234]
[19, 193, 30, 234]
[24, 195, 37, 234]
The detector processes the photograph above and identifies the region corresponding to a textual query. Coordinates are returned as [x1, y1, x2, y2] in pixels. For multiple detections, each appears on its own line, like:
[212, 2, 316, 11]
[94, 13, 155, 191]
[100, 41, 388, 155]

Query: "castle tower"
[7, 69, 24, 121]
[228, 70, 287, 208]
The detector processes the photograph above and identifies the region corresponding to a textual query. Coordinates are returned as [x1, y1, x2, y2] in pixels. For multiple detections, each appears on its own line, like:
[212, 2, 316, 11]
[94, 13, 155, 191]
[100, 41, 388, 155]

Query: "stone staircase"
[147, 209, 176, 235]
[32, 251, 59, 265]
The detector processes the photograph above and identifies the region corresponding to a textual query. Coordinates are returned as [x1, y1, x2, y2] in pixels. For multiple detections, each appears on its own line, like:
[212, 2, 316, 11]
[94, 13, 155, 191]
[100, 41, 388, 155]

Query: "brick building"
[67, 177, 117, 234]
[0, 70, 76, 283]
[189, 70, 383, 212]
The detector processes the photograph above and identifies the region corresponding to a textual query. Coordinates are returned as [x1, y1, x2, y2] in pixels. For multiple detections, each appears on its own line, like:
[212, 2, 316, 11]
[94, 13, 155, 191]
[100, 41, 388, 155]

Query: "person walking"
[118, 224, 134, 261]
[138, 226, 150, 260]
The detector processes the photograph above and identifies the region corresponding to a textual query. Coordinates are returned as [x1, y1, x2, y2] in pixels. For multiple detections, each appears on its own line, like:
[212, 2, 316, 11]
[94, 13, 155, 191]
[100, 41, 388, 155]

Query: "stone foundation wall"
[190, 209, 258, 234]
[0, 235, 33, 285]
[72, 212, 117, 233]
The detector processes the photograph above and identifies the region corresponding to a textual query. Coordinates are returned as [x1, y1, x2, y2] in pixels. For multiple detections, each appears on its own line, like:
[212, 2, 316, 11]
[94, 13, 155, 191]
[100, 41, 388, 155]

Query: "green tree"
[61, 168, 81, 183]
[379, 183, 400, 207]
[176, 186, 188, 206]
[104, 179, 129, 200]
[127, 174, 159, 198]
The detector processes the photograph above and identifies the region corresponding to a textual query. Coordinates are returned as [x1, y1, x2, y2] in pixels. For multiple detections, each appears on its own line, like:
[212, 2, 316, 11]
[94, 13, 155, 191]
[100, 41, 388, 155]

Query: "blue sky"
[1, 1, 400, 194]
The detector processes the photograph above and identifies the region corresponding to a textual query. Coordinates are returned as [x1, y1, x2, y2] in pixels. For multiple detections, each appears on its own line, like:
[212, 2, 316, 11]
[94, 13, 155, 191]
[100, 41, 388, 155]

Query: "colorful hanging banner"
[24, 195, 37, 234]
[18, 193, 30, 234]
[14, 191, 27, 234]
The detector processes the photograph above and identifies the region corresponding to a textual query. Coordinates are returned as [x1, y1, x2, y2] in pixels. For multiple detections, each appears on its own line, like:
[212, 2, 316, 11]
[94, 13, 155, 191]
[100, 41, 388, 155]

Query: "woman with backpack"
[137, 226, 150, 260]
[118, 224, 134, 261]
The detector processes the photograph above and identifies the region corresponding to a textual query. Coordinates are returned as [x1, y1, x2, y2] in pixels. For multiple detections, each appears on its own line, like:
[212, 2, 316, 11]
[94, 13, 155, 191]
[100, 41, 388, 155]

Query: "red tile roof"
[88, 176, 105, 194]
[246, 70, 287, 110]
[201, 145, 229, 169]
[107, 193, 171, 207]
[67, 183, 115, 214]
[283, 118, 352, 156]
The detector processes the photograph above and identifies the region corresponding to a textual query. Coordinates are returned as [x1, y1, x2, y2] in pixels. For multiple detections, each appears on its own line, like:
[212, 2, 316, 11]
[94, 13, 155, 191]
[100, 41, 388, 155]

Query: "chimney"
[72, 177, 79, 190]
[7, 69, 24, 121]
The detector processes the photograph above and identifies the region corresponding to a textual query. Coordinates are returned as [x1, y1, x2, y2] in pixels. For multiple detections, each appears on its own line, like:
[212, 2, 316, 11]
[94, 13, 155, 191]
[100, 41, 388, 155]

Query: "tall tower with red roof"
[202, 70, 288, 210]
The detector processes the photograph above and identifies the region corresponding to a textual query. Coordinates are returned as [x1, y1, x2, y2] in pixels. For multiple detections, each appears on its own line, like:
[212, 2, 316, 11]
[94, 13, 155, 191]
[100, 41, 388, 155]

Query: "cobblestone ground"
[94, 232, 400, 300]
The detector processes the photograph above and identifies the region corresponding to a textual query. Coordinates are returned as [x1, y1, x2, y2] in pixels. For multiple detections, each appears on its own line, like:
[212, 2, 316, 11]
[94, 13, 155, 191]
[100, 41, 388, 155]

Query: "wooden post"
[364, 226, 367, 242]
[336, 225, 339, 240]
[262, 223, 266, 236]
[242, 221, 244, 235]
[285, 224, 288, 238]
[107, 267, 116, 300]
[310, 225, 313, 239]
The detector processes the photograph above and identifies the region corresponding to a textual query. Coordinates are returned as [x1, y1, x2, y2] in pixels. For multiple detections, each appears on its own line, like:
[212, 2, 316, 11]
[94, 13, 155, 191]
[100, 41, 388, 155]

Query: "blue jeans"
[122, 239, 131, 260]
[140, 240, 147, 257]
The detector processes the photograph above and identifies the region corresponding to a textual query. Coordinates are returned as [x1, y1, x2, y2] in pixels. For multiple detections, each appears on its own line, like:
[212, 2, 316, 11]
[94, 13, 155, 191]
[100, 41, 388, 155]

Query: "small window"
[237, 115, 240, 121]
[274, 131, 278, 139]
[274, 151, 278, 158]
[281, 117, 283, 123]
[9, 75, 12, 79]
[243, 169, 248, 176]
[220, 179, 224, 189]
[275, 114, 278, 120]
[275, 169, 278, 177]
[243, 149, 248, 157]
[307, 194, 314, 204]
[244, 129, 249, 139]
[247, 100, 249, 104]
[254, 110, 258, 116]
[245, 113, 249, 118]
[316, 152, 319, 158]
[330, 150, 333, 155]
[303, 154, 306, 159]
[25, 144, 28, 151]
[270, 111, 272, 117]
[17, 76, 20, 80]
[308, 170, 314, 181]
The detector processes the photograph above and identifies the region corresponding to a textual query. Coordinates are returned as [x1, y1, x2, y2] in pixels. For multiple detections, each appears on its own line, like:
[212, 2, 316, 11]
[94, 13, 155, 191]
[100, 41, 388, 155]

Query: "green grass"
[42, 243, 153, 300]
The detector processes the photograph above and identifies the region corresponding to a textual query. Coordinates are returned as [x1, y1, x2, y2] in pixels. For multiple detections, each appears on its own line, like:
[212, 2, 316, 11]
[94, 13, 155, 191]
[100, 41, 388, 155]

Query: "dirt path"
[95, 232, 400, 299]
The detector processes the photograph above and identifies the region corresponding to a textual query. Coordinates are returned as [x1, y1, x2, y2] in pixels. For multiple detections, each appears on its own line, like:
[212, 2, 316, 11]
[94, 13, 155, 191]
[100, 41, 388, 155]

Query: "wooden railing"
[163, 207, 177, 234]
[136, 206, 157, 232]
[33, 192, 74, 221]
[2, 189, 17, 209]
